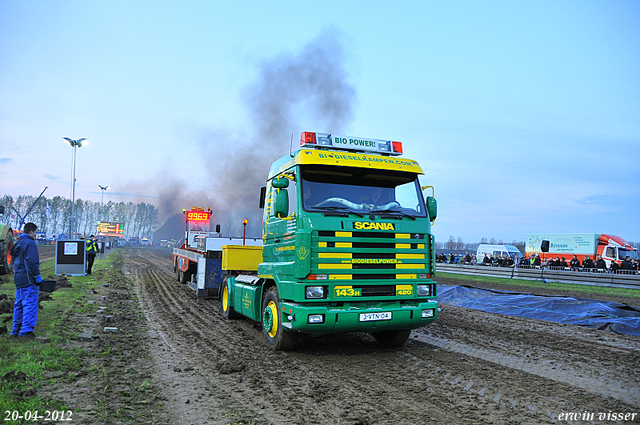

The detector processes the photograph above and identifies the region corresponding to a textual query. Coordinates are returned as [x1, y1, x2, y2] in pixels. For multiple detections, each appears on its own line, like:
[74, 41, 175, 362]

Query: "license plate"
[359, 312, 392, 322]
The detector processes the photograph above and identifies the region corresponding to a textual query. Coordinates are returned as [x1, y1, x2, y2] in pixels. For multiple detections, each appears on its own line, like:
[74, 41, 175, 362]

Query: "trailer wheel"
[0, 227, 14, 275]
[219, 278, 240, 319]
[372, 330, 411, 348]
[262, 286, 297, 351]
[174, 259, 180, 281]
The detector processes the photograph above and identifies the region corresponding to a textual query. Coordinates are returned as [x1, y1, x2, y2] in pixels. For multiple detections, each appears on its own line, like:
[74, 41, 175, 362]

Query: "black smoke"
[153, 29, 356, 240]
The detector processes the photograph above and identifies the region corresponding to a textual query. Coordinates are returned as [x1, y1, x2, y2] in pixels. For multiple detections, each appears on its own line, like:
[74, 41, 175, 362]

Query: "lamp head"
[63, 137, 88, 147]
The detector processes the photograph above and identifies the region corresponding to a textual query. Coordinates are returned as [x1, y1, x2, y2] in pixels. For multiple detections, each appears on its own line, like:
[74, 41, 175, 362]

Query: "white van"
[476, 244, 523, 264]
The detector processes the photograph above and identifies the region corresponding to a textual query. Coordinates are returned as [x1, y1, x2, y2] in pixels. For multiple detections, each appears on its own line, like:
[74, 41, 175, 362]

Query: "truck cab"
[221, 132, 439, 350]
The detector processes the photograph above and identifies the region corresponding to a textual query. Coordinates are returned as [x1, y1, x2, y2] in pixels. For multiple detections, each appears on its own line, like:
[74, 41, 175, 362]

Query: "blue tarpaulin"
[438, 285, 640, 337]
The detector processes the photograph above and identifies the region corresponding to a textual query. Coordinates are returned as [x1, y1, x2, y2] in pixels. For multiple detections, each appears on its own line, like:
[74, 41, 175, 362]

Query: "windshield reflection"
[301, 165, 427, 218]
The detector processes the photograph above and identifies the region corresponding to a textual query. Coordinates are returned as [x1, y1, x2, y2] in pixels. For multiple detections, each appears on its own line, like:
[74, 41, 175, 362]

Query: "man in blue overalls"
[11, 222, 42, 338]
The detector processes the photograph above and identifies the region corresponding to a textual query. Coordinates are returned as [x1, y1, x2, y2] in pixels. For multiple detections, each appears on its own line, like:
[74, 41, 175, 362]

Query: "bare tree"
[446, 235, 456, 251]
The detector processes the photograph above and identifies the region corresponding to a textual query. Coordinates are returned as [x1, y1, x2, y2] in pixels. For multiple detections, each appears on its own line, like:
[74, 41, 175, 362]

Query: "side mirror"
[274, 188, 289, 219]
[426, 197, 437, 223]
[272, 177, 289, 189]
[422, 185, 437, 223]
[259, 186, 266, 209]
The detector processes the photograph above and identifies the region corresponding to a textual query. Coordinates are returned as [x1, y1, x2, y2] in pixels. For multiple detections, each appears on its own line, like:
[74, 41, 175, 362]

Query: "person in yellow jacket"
[86, 235, 98, 275]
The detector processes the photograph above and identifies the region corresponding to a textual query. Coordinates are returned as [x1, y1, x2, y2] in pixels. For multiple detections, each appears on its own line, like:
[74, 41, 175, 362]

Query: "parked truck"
[174, 132, 439, 350]
[525, 233, 638, 266]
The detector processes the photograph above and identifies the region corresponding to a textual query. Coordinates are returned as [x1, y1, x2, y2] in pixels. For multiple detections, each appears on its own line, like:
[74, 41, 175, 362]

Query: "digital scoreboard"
[186, 211, 211, 222]
[97, 222, 125, 237]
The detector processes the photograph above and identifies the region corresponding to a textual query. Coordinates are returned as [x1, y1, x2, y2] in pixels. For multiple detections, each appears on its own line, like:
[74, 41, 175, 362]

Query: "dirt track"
[110, 248, 640, 425]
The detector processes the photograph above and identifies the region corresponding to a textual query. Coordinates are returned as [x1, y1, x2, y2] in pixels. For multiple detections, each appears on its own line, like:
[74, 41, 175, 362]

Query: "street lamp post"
[98, 185, 109, 220]
[64, 137, 87, 238]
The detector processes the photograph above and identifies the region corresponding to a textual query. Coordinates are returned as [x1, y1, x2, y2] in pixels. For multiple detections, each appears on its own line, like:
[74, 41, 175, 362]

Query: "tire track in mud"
[122, 249, 640, 425]
[122, 250, 467, 424]
[416, 304, 640, 407]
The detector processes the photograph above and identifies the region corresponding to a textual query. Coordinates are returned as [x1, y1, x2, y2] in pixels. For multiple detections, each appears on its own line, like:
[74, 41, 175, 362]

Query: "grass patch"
[0, 252, 118, 424]
[437, 271, 640, 299]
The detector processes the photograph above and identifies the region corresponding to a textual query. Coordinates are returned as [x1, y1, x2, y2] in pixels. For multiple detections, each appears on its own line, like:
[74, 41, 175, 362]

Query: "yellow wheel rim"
[266, 300, 278, 338]
[222, 285, 229, 312]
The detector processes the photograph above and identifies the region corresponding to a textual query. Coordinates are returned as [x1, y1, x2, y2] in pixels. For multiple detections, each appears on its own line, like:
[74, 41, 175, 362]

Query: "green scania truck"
[217, 131, 439, 350]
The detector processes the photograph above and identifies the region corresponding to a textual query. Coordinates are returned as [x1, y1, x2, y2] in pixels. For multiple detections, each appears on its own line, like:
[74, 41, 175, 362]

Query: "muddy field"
[42, 248, 640, 424]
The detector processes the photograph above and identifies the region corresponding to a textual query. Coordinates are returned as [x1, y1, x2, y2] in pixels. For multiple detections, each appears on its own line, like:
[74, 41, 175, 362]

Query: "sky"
[1, 0, 639, 243]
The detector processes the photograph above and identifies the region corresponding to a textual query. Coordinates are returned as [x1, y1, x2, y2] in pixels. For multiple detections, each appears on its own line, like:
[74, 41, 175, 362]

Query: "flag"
[46, 202, 52, 218]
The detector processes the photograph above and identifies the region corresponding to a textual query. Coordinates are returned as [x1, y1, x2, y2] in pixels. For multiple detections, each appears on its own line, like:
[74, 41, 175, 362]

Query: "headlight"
[421, 309, 435, 318]
[417, 284, 432, 296]
[308, 314, 325, 324]
[305, 286, 327, 299]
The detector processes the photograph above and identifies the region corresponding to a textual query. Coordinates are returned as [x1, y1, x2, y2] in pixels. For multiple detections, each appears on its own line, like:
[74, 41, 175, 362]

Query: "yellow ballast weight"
[222, 245, 263, 271]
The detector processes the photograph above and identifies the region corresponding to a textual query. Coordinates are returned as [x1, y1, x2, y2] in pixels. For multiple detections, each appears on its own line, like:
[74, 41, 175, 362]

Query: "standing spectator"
[569, 255, 581, 269]
[513, 255, 519, 267]
[86, 235, 99, 275]
[609, 260, 620, 274]
[594, 255, 607, 271]
[559, 257, 568, 268]
[621, 256, 634, 271]
[10, 222, 42, 338]
[582, 255, 594, 269]
[483, 254, 491, 266]
[533, 254, 541, 267]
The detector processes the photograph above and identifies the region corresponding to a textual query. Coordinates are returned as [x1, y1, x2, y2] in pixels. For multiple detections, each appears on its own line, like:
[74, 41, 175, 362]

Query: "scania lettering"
[354, 222, 395, 230]
[215, 131, 439, 350]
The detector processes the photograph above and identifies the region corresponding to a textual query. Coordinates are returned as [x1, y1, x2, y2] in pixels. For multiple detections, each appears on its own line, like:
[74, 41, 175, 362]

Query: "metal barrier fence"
[436, 263, 640, 290]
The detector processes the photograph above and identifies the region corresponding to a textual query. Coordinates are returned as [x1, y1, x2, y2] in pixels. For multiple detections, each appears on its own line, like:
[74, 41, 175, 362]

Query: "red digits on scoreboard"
[188, 211, 209, 221]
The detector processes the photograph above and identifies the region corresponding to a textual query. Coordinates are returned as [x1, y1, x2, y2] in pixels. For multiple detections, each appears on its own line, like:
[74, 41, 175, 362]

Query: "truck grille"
[313, 228, 432, 285]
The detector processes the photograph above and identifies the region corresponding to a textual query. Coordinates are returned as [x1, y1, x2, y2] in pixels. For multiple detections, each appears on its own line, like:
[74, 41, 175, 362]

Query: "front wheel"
[262, 286, 297, 351]
[372, 330, 411, 348]
[219, 278, 240, 319]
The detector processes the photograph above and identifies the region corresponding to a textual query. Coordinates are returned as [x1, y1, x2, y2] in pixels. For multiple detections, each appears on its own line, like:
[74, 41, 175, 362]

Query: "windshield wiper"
[369, 209, 416, 220]
[309, 206, 364, 218]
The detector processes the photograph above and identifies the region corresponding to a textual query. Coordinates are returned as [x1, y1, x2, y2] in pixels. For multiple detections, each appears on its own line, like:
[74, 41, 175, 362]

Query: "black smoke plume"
[152, 29, 355, 241]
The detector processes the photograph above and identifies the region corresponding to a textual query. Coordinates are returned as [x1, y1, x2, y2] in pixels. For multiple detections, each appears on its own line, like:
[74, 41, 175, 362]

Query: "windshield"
[300, 165, 427, 217]
[619, 248, 639, 260]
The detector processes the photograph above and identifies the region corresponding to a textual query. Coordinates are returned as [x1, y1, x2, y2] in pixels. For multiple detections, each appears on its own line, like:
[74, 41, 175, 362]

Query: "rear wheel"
[262, 286, 297, 351]
[372, 330, 411, 348]
[174, 259, 180, 281]
[219, 277, 240, 319]
[0, 226, 14, 275]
